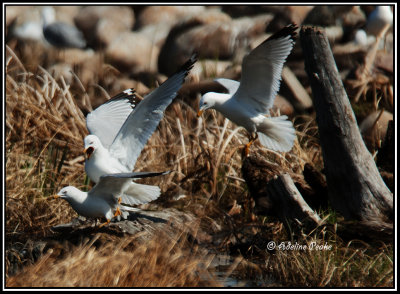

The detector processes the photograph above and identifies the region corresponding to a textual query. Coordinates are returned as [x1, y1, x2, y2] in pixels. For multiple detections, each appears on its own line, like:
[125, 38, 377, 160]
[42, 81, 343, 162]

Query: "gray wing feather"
[89, 171, 169, 202]
[86, 89, 138, 149]
[214, 78, 240, 95]
[234, 24, 297, 114]
[109, 55, 197, 171]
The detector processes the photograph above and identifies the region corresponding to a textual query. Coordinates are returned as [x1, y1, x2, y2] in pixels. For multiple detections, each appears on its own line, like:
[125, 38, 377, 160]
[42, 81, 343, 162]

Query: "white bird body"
[56, 172, 168, 224]
[204, 92, 260, 132]
[59, 187, 115, 220]
[198, 24, 298, 153]
[84, 135, 126, 183]
[84, 134, 162, 205]
[83, 56, 197, 206]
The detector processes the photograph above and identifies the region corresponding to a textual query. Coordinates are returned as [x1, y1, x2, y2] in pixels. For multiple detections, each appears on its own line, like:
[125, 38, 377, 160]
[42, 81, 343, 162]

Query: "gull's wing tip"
[177, 53, 198, 77]
[107, 87, 141, 108]
[189, 52, 198, 64]
[267, 23, 298, 43]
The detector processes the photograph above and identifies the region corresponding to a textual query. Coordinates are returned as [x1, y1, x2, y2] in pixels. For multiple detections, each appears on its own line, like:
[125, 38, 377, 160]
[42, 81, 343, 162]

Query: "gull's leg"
[98, 219, 111, 228]
[114, 207, 122, 218]
[244, 133, 258, 156]
[98, 208, 122, 228]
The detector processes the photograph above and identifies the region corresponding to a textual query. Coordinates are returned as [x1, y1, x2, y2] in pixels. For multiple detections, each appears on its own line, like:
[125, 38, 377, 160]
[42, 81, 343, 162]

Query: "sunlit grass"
[5, 38, 393, 288]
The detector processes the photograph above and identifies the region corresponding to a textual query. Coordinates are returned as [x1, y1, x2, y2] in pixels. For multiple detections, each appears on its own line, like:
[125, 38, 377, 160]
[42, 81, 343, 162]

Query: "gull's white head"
[54, 186, 84, 203]
[84, 135, 103, 160]
[197, 92, 218, 117]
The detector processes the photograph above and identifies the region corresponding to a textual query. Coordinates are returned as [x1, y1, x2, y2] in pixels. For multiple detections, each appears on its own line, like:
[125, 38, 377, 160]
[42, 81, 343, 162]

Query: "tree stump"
[299, 26, 393, 225]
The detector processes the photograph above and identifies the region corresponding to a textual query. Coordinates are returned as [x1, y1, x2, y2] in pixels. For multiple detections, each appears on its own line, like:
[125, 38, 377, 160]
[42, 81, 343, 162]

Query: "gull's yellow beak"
[50, 194, 60, 200]
[84, 148, 88, 159]
[197, 110, 203, 117]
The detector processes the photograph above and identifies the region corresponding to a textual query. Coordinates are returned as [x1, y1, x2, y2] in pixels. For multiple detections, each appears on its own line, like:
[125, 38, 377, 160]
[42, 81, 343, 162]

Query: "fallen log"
[281, 66, 313, 112]
[242, 155, 322, 228]
[267, 173, 323, 227]
[299, 26, 393, 225]
[50, 208, 202, 241]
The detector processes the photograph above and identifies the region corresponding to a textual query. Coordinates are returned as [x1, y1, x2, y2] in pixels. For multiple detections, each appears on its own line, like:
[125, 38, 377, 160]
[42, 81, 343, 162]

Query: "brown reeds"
[5, 33, 393, 288]
[6, 230, 222, 287]
[268, 229, 393, 287]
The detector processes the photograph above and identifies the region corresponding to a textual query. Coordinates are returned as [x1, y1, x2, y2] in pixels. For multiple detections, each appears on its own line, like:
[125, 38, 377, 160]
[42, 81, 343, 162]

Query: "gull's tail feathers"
[257, 115, 296, 152]
[120, 182, 161, 206]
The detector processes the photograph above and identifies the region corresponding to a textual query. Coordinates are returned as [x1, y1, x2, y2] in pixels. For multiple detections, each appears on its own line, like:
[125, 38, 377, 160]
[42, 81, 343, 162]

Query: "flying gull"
[197, 24, 298, 155]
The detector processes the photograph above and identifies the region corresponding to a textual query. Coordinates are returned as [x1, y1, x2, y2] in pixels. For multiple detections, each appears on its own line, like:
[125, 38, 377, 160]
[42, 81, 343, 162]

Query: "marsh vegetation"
[5, 5, 394, 288]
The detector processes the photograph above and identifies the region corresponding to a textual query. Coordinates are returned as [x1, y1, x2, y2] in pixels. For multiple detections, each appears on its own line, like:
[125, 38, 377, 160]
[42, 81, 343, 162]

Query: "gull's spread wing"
[234, 24, 297, 114]
[108, 55, 197, 171]
[214, 78, 240, 95]
[86, 88, 140, 149]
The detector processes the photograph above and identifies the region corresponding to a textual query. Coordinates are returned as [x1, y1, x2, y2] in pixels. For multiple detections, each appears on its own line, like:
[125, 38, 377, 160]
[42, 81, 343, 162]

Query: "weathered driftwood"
[299, 26, 393, 224]
[242, 155, 322, 228]
[281, 66, 313, 111]
[50, 208, 206, 244]
[268, 173, 323, 227]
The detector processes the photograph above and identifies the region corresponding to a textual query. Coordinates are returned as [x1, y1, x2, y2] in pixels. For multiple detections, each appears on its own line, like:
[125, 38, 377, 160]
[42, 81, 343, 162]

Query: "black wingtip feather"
[177, 53, 198, 77]
[107, 88, 141, 109]
[267, 23, 298, 43]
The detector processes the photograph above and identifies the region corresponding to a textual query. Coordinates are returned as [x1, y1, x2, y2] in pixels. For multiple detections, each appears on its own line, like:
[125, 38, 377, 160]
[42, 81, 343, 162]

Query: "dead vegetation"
[269, 230, 393, 287]
[5, 6, 394, 288]
[7, 230, 222, 287]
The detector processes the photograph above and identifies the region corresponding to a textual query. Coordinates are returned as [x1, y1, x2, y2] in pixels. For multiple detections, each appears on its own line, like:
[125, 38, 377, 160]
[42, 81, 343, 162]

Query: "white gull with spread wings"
[84, 55, 197, 206]
[198, 24, 298, 154]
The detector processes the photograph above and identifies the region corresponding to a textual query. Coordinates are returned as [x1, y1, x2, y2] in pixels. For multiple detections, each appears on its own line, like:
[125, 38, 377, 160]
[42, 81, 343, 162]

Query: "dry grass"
[6, 47, 88, 238]
[4, 43, 252, 286]
[5, 36, 393, 288]
[6, 230, 221, 287]
[268, 228, 394, 287]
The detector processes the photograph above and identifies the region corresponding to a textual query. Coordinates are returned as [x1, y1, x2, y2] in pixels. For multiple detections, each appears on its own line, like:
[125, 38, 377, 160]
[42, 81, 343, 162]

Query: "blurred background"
[5, 5, 393, 114]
